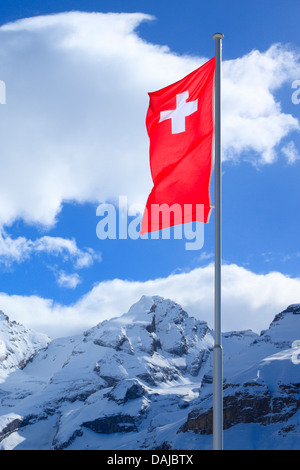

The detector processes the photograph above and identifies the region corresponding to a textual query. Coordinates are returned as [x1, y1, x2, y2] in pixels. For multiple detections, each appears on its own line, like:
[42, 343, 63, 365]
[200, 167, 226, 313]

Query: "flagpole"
[212, 32, 224, 451]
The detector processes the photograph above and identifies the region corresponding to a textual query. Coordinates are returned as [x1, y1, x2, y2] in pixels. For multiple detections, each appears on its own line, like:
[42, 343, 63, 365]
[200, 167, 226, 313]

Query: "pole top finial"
[212, 33, 224, 40]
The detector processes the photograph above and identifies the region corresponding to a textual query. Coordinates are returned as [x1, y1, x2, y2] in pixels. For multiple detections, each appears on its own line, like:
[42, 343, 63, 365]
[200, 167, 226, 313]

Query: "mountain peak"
[87, 294, 213, 360]
[253, 303, 300, 352]
[284, 304, 300, 315]
[0, 311, 9, 323]
[126, 295, 185, 320]
[0, 310, 50, 377]
[270, 304, 300, 325]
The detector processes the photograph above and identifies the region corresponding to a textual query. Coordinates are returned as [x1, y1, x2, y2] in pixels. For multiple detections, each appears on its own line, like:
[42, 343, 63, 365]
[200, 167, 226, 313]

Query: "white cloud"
[55, 271, 81, 289]
[0, 232, 31, 264]
[0, 263, 299, 338]
[0, 12, 298, 228]
[33, 236, 101, 268]
[197, 251, 214, 262]
[0, 231, 100, 269]
[282, 141, 300, 164]
[222, 45, 299, 164]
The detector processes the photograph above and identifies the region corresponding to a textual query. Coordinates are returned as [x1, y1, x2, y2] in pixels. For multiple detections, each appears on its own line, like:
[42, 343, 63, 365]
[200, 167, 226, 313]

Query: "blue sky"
[0, 1, 299, 337]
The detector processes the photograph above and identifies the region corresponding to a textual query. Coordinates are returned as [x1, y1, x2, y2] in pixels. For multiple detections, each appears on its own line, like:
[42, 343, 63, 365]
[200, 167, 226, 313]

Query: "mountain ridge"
[0, 296, 299, 450]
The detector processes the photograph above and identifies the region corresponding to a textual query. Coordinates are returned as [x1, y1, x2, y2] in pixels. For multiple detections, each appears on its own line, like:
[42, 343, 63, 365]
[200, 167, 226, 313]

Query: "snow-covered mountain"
[0, 296, 299, 450]
[0, 310, 50, 379]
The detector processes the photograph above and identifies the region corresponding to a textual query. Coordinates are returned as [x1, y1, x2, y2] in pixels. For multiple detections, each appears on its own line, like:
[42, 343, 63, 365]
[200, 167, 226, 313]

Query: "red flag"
[141, 57, 215, 235]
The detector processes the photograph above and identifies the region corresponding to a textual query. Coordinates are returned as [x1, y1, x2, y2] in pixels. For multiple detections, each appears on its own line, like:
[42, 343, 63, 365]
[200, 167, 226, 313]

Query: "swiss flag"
[141, 57, 215, 235]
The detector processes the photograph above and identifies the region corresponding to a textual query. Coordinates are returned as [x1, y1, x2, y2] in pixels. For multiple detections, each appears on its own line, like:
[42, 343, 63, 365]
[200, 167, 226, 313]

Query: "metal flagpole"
[212, 32, 224, 451]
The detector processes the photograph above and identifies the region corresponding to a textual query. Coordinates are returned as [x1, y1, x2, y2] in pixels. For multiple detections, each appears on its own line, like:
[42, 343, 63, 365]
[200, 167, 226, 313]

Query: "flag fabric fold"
[141, 57, 215, 235]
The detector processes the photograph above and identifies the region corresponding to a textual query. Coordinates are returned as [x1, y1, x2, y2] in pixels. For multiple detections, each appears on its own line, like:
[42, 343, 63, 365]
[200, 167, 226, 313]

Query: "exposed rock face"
[82, 414, 138, 434]
[0, 298, 299, 450]
[180, 382, 273, 434]
[180, 380, 300, 435]
[179, 305, 300, 443]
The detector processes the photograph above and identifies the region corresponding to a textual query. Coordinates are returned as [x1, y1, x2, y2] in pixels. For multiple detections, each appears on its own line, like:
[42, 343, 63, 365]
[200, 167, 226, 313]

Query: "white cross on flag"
[159, 91, 198, 134]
